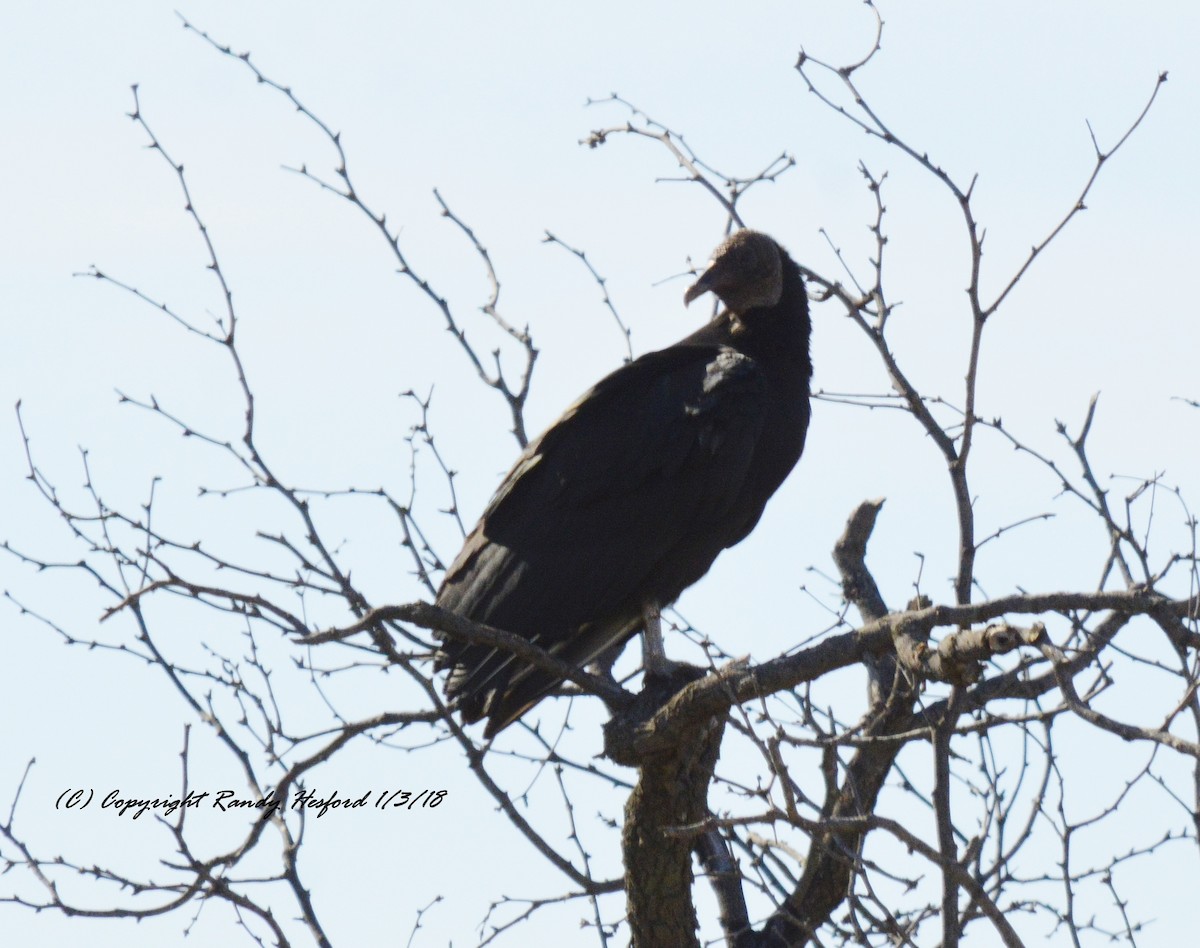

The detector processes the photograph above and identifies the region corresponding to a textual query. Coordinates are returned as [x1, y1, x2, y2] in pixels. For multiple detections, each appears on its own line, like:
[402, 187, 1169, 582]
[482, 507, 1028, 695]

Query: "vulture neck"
[721, 255, 811, 378]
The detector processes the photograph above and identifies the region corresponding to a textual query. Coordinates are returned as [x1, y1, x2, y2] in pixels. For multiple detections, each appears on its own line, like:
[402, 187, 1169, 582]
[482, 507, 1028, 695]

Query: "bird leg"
[641, 600, 681, 678]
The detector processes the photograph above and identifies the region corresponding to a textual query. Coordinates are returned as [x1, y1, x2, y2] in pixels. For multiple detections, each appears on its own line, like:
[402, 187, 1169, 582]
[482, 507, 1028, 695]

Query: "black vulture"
[433, 230, 812, 737]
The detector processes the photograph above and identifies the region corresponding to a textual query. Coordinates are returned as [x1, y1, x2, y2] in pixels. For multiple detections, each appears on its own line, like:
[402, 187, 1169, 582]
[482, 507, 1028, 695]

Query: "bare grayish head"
[683, 230, 784, 313]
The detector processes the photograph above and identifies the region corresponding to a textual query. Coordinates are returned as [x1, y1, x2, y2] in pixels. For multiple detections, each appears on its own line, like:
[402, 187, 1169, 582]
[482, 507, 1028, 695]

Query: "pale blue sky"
[2, 3, 1197, 945]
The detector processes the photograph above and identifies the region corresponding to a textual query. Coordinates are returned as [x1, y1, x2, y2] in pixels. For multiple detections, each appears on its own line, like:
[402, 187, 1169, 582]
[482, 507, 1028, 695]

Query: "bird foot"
[639, 660, 708, 714]
[639, 601, 707, 684]
[643, 654, 687, 680]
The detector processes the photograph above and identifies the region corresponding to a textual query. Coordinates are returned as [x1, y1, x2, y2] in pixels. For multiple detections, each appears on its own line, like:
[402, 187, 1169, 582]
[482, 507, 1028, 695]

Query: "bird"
[433, 229, 813, 737]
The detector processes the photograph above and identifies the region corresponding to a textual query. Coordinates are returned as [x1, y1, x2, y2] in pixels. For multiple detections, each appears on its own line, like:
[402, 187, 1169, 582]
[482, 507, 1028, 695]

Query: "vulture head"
[683, 229, 783, 313]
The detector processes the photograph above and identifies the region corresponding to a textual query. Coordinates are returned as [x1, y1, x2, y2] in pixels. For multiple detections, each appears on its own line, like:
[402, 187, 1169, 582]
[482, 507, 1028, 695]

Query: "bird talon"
[644, 656, 686, 680]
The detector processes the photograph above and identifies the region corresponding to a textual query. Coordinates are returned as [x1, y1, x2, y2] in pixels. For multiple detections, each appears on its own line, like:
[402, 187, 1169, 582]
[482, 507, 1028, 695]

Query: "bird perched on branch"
[434, 229, 813, 737]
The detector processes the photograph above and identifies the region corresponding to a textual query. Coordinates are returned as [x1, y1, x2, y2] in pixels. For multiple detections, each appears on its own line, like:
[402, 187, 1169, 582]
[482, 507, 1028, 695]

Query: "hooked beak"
[683, 261, 719, 306]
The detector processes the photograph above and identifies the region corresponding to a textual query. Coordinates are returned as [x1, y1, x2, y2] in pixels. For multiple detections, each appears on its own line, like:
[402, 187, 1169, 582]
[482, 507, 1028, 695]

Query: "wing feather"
[434, 342, 771, 732]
